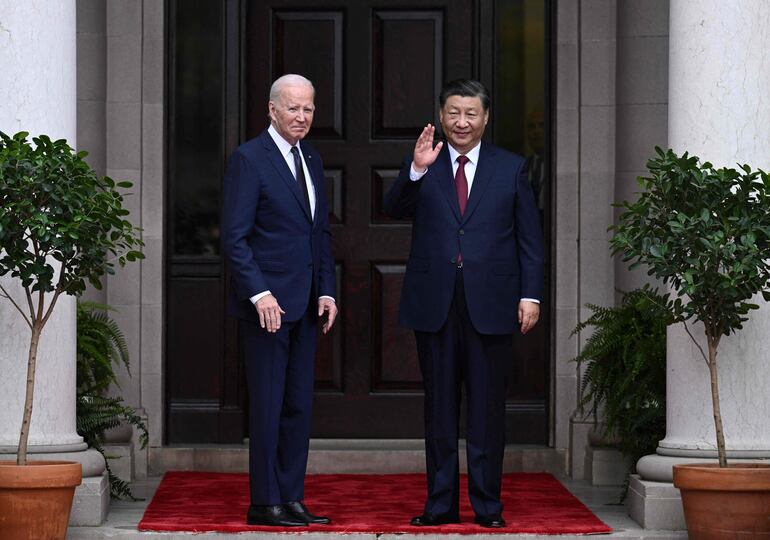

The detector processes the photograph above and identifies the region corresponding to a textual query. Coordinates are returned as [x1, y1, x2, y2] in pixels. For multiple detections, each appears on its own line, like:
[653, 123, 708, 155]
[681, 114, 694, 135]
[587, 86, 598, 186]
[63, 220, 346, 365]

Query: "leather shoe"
[246, 504, 307, 526]
[410, 512, 460, 526]
[284, 501, 331, 524]
[475, 514, 506, 528]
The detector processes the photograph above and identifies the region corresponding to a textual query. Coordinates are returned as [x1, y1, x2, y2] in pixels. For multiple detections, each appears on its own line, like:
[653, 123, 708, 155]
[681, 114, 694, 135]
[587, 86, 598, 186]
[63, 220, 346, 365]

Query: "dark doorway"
[166, 0, 551, 443]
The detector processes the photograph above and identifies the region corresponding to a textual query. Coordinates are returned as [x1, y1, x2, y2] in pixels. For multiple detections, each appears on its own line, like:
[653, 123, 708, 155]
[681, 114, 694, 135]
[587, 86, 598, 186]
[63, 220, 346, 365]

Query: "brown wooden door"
[166, 0, 549, 443]
[246, 0, 476, 438]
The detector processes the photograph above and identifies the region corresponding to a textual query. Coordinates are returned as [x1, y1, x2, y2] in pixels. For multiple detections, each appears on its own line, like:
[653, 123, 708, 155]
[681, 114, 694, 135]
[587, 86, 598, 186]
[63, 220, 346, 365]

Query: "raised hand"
[412, 124, 444, 172]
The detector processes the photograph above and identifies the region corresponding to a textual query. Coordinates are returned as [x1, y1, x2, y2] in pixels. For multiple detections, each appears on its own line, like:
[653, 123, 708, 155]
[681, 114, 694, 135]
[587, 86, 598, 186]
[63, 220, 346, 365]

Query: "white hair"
[269, 74, 315, 102]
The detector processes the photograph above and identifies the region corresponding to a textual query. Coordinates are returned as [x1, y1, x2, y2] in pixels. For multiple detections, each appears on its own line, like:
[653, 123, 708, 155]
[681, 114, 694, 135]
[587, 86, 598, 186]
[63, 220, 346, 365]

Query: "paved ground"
[67, 476, 687, 539]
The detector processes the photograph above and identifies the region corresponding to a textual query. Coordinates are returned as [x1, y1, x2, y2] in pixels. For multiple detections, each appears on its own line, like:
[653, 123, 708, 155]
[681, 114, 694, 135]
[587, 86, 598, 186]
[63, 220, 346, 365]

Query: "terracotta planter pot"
[0, 460, 82, 540]
[673, 463, 770, 539]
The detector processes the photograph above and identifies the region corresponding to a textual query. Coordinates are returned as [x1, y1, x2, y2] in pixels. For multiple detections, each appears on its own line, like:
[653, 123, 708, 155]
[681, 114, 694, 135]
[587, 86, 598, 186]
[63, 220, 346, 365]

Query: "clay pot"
[0, 460, 82, 540]
[673, 463, 770, 539]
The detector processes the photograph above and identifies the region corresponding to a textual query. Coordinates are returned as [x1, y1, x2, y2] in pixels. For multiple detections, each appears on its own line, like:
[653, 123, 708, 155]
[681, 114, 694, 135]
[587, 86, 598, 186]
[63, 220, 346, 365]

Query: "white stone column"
[0, 0, 108, 526]
[0, 288, 83, 452]
[629, 0, 770, 530]
[659, 0, 770, 459]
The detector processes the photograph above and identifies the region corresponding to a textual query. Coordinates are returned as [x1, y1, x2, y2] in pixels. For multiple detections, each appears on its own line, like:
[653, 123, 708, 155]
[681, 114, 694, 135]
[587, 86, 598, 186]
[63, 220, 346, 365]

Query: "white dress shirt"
[409, 142, 539, 305]
[268, 124, 316, 218]
[249, 126, 334, 306]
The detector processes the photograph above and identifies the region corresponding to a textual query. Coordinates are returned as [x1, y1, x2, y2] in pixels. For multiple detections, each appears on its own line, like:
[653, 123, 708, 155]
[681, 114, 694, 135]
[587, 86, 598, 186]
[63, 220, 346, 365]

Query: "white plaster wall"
[0, 0, 82, 450]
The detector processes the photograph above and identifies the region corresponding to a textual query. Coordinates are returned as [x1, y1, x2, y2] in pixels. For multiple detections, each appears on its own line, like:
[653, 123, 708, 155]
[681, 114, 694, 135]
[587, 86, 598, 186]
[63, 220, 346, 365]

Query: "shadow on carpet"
[138, 472, 612, 534]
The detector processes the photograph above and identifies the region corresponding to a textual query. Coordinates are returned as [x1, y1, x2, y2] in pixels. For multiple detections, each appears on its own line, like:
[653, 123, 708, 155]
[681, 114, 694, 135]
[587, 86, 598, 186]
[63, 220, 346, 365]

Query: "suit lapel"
[261, 131, 313, 223]
[434, 146, 462, 221]
[462, 142, 496, 223]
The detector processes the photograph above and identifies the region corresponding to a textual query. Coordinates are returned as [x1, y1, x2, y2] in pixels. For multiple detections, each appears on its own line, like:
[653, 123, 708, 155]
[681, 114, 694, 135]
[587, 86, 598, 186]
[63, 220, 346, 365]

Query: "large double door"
[166, 0, 549, 443]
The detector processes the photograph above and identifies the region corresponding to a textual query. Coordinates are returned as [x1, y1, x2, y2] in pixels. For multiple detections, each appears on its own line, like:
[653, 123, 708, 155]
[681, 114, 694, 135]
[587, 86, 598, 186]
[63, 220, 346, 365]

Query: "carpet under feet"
[138, 471, 612, 534]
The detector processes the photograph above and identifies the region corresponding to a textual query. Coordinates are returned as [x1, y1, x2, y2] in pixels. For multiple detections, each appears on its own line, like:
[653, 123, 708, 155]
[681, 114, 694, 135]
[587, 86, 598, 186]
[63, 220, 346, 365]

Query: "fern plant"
[77, 301, 129, 394]
[572, 285, 671, 469]
[76, 394, 148, 500]
[76, 301, 148, 500]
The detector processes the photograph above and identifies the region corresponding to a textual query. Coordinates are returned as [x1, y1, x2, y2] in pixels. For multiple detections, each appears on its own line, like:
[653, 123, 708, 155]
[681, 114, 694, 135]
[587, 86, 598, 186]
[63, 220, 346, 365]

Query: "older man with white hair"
[222, 74, 338, 527]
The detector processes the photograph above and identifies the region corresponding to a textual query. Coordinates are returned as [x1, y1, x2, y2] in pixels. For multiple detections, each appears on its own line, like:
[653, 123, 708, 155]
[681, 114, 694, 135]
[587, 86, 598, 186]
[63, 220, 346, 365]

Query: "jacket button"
[459, 229, 465, 235]
[450, 257, 457, 264]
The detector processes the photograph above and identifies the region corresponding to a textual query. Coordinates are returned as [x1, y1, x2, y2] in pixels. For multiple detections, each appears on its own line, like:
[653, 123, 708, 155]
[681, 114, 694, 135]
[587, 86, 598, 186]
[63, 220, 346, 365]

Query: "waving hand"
[412, 124, 444, 172]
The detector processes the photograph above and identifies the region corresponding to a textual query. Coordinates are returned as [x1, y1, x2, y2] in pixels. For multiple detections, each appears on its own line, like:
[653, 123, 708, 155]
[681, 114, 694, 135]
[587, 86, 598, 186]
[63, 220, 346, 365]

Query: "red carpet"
[138, 472, 612, 534]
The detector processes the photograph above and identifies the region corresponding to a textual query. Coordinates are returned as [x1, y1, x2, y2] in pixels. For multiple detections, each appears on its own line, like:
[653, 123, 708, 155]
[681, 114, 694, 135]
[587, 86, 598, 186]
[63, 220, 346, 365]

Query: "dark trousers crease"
[415, 268, 512, 517]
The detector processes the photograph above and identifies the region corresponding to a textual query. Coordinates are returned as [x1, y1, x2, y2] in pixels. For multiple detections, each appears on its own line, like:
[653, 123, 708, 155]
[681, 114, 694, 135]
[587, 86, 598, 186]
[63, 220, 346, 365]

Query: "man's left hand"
[318, 298, 338, 334]
[518, 300, 540, 334]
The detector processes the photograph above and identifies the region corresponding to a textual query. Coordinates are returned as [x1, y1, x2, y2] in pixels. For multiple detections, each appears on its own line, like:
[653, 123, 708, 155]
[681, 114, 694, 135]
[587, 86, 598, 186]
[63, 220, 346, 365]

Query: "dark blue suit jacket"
[221, 130, 336, 323]
[384, 142, 544, 335]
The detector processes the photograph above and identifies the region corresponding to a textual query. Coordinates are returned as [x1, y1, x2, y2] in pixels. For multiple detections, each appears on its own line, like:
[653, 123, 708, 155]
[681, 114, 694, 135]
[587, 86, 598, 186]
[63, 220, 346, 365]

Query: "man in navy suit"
[222, 74, 337, 527]
[384, 79, 544, 529]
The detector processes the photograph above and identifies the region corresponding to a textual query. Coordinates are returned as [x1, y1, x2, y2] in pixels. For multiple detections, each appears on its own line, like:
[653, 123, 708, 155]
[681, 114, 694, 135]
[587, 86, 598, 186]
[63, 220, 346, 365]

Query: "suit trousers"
[415, 268, 512, 518]
[241, 301, 317, 505]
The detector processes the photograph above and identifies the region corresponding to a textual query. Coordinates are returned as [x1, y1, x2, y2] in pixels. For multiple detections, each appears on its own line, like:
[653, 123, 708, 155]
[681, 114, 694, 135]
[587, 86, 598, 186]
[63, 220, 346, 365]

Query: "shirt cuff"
[409, 163, 428, 181]
[250, 291, 271, 305]
[318, 295, 336, 303]
[520, 298, 540, 304]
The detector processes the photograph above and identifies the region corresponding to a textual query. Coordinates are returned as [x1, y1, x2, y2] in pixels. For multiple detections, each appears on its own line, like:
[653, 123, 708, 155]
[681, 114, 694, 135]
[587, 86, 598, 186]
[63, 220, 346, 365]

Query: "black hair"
[439, 79, 491, 111]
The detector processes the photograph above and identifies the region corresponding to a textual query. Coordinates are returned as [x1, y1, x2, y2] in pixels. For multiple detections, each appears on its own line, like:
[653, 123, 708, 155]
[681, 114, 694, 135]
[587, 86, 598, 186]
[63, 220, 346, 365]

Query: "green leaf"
[570, 286, 668, 475]
[0, 131, 144, 329]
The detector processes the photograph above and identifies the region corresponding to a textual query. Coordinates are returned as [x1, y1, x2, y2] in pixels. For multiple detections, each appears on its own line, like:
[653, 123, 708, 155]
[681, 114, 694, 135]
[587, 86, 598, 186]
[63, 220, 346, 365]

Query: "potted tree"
[611, 147, 770, 537]
[0, 132, 143, 538]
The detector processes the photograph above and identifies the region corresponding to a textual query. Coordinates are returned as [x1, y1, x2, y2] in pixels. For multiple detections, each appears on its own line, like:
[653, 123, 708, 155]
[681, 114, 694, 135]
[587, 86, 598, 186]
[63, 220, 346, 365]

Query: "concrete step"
[150, 440, 568, 476]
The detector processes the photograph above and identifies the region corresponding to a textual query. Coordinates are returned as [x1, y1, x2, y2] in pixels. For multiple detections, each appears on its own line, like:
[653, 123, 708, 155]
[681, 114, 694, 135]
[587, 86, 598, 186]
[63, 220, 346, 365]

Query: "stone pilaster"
[629, 0, 770, 530]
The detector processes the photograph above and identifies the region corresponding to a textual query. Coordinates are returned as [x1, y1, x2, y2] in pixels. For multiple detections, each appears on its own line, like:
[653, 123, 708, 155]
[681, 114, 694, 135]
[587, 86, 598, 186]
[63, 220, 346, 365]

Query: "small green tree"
[610, 147, 770, 467]
[0, 131, 144, 466]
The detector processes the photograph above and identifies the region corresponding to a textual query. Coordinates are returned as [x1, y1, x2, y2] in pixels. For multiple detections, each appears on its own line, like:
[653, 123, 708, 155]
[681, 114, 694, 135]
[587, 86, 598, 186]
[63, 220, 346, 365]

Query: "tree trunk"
[706, 336, 727, 467]
[17, 323, 42, 466]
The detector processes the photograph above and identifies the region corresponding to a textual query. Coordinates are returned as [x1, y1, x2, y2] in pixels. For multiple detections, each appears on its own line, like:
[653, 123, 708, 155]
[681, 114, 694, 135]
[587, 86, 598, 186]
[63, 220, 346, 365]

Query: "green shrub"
[76, 301, 148, 500]
[572, 286, 671, 468]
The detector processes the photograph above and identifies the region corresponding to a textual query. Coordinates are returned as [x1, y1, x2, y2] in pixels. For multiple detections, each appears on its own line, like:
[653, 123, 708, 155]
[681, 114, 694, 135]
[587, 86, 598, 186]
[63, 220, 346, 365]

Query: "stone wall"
[76, 0, 164, 476]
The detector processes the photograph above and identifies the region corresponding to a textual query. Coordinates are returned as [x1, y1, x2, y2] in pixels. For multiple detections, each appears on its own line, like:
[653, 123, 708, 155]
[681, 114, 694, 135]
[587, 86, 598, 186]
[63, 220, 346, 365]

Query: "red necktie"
[455, 155, 469, 265]
[455, 155, 469, 215]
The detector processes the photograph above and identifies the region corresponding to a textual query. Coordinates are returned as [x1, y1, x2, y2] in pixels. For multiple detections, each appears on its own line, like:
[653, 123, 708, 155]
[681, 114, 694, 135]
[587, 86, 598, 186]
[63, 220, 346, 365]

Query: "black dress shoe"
[284, 501, 331, 524]
[410, 512, 460, 526]
[246, 504, 307, 526]
[475, 514, 506, 528]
